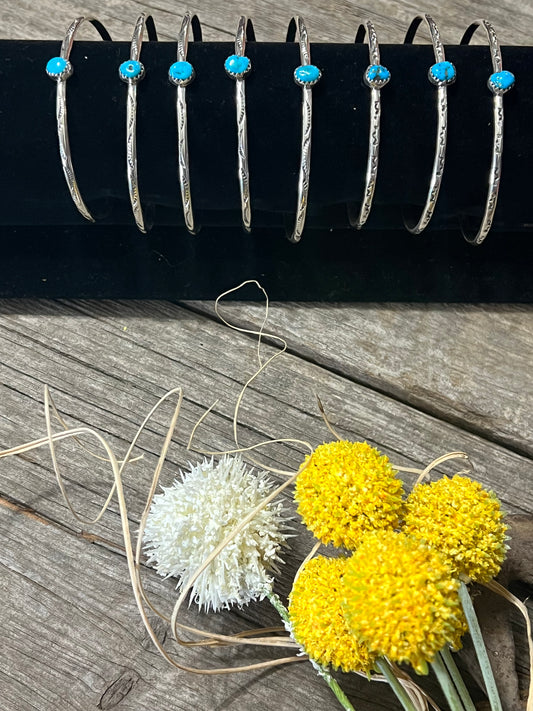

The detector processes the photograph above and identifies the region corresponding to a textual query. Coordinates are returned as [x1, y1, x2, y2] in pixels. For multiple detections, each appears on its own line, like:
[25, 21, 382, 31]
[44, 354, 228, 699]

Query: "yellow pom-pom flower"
[342, 530, 467, 675]
[288, 555, 376, 673]
[404, 475, 508, 582]
[295, 441, 405, 549]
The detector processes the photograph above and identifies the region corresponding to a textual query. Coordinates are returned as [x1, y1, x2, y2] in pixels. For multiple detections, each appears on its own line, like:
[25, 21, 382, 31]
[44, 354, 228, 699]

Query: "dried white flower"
[143, 454, 290, 612]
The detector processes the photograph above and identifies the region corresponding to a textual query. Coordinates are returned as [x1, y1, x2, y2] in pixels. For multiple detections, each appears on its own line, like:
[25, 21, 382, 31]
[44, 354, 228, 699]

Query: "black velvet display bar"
[0, 39, 531, 301]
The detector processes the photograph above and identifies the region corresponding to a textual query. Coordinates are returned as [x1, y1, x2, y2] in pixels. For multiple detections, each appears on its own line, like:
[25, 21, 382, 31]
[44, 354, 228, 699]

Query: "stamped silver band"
[404, 14, 456, 235]
[348, 21, 390, 229]
[119, 14, 156, 234]
[46, 17, 111, 222]
[225, 16, 254, 232]
[286, 16, 322, 243]
[460, 20, 514, 245]
[169, 12, 201, 234]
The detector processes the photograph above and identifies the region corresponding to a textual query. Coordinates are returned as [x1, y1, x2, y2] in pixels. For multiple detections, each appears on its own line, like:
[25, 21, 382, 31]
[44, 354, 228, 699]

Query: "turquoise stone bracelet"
[46, 56, 72, 80]
[119, 59, 145, 83]
[428, 60, 456, 86]
[364, 63, 390, 88]
[488, 69, 515, 94]
[169, 60, 195, 86]
[294, 64, 321, 86]
[224, 54, 251, 79]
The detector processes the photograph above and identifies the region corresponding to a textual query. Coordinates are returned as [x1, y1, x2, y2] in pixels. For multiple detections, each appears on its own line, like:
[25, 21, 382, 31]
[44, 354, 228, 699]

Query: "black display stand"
[0, 39, 531, 301]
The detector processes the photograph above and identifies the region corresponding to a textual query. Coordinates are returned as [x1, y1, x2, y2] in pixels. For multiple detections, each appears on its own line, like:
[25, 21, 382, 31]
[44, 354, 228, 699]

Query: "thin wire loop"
[170, 12, 202, 234]
[119, 14, 157, 234]
[46, 17, 112, 222]
[459, 20, 514, 245]
[403, 14, 456, 235]
[286, 17, 322, 243]
[348, 21, 390, 229]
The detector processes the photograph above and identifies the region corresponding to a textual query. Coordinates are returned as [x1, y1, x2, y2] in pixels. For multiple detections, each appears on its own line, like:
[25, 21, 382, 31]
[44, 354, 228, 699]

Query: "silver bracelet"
[225, 16, 254, 233]
[348, 20, 390, 229]
[119, 14, 157, 234]
[46, 17, 111, 222]
[287, 16, 322, 243]
[460, 20, 515, 245]
[168, 12, 201, 234]
[404, 14, 456, 235]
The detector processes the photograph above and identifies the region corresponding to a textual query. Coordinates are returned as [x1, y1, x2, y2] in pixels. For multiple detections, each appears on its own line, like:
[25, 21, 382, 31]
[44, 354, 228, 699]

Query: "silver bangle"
[46, 17, 111, 222]
[119, 14, 156, 234]
[460, 20, 515, 245]
[287, 16, 322, 243]
[168, 12, 201, 234]
[404, 14, 456, 234]
[225, 16, 254, 233]
[348, 20, 390, 229]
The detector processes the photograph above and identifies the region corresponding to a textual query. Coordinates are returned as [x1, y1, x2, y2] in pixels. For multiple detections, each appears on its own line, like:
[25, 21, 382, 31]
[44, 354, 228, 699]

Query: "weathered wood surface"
[0, 2, 532, 710]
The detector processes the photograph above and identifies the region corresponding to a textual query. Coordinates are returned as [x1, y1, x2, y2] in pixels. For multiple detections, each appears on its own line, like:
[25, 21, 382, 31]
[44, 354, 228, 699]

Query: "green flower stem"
[374, 658, 418, 711]
[430, 653, 467, 711]
[439, 646, 477, 711]
[458, 581, 503, 711]
[267, 592, 357, 711]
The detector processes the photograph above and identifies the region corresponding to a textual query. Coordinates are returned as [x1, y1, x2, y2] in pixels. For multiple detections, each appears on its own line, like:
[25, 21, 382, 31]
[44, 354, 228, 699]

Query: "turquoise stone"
[46, 56, 70, 78]
[365, 64, 391, 87]
[429, 61, 456, 85]
[294, 64, 321, 86]
[169, 60, 195, 86]
[489, 70, 515, 94]
[224, 54, 251, 78]
[119, 59, 144, 82]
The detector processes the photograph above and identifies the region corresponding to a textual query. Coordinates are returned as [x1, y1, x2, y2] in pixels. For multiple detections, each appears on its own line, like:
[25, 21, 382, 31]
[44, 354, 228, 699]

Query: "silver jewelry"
[287, 16, 322, 243]
[348, 21, 390, 229]
[404, 14, 456, 234]
[46, 17, 111, 222]
[460, 20, 515, 245]
[119, 14, 156, 234]
[169, 12, 201, 234]
[225, 16, 254, 233]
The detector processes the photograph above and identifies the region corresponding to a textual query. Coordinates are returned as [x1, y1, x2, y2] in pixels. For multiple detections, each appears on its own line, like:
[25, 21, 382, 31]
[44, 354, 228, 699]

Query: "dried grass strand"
[484, 579, 533, 711]
[414, 452, 472, 487]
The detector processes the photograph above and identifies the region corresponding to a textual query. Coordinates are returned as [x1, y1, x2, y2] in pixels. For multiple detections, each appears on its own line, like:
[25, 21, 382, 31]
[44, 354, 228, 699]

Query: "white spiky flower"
[143, 454, 290, 612]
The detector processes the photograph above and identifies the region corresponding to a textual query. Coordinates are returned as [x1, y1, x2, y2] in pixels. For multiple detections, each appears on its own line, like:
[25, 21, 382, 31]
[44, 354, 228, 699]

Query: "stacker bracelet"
[225, 16, 255, 233]
[46, 17, 112, 223]
[119, 13, 157, 234]
[459, 20, 515, 245]
[169, 12, 202, 234]
[348, 20, 390, 229]
[403, 14, 456, 235]
[286, 16, 322, 243]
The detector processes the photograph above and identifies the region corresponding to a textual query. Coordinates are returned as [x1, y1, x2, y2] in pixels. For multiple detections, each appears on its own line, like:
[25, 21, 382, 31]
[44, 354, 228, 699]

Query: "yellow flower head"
[288, 555, 376, 673]
[295, 441, 405, 549]
[404, 475, 508, 583]
[342, 530, 467, 675]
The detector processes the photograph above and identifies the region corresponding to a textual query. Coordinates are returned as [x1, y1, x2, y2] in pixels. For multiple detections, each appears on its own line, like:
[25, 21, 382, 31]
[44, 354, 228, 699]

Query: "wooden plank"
[0, 299, 531, 708]
[185, 299, 533, 457]
[0, 299, 531, 523]
[2, 507, 408, 711]
[3, 0, 531, 44]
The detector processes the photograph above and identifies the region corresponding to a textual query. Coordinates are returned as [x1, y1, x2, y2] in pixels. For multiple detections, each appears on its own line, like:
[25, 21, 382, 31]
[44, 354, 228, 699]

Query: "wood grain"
[0, 1, 531, 710]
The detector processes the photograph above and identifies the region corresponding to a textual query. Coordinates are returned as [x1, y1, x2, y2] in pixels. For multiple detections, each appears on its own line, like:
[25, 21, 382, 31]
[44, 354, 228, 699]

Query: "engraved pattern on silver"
[175, 13, 196, 234]
[349, 21, 388, 230]
[233, 16, 251, 232]
[461, 20, 508, 246]
[289, 16, 317, 244]
[123, 14, 147, 233]
[52, 17, 100, 223]
[404, 14, 453, 235]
